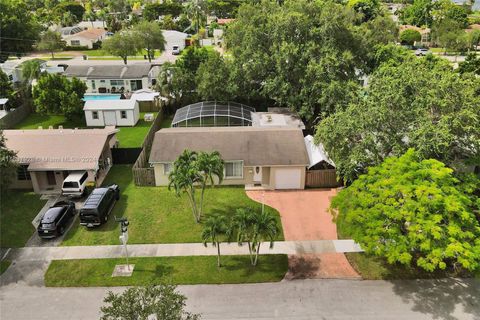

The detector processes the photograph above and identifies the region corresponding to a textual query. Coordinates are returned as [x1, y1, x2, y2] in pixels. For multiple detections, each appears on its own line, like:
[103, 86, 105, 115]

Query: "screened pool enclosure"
[171, 101, 256, 127]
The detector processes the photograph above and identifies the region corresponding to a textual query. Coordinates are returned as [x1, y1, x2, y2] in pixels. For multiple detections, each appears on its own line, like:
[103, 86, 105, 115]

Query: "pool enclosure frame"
[171, 101, 256, 127]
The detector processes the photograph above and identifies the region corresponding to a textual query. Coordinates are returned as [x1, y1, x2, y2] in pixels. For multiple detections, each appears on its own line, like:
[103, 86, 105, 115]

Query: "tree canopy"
[37, 31, 65, 59]
[316, 54, 480, 184]
[0, 130, 17, 194]
[102, 31, 140, 65]
[331, 149, 480, 273]
[400, 29, 421, 46]
[132, 21, 166, 62]
[32, 74, 87, 120]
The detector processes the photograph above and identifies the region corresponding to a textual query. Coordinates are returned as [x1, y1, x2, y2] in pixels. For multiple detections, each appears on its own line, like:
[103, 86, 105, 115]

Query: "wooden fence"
[305, 169, 343, 188]
[132, 107, 164, 186]
[0, 103, 32, 129]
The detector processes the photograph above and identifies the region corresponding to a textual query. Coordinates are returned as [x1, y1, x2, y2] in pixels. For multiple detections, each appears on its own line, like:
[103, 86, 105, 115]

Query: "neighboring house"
[473, 0, 480, 10]
[63, 64, 159, 93]
[0, 98, 8, 119]
[84, 99, 140, 127]
[217, 18, 235, 25]
[64, 28, 108, 49]
[162, 30, 188, 52]
[0, 59, 48, 83]
[149, 127, 310, 190]
[60, 26, 84, 39]
[4, 127, 118, 194]
[399, 25, 431, 47]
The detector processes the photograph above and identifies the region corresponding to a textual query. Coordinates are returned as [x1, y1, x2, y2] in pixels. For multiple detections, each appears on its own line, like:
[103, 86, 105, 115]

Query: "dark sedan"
[37, 201, 76, 239]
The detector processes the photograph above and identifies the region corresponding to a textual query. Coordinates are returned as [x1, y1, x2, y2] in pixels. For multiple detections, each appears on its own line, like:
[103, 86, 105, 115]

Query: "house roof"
[149, 127, 310, 166]
[84, 99, 138, 111]
[304, 135, 335, 169]
[3, 127, 118, 171]
[130, 89, 160, 102]
[0, 98, 8, 105]
[67, 28, 107, 40]
[64, 64, 152, 79]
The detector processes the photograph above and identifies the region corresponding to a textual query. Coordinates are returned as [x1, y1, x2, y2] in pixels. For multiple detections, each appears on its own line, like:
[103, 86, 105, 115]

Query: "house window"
[163, 163, 172, 175]
[225, 161, 243, 179]
[17, 165, 31, 181]
[100, 80, 106, 83]
[110, 80, 124, 86]
[91, 80, 96, 89]
[92, 111, 99, 119]
[70, 40, 80, 46]
[120, 111, 127, 119]
[130, 80, 143, 91]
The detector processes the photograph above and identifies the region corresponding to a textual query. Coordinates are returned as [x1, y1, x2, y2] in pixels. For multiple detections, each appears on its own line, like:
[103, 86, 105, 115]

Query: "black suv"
[37, 201, 76, 239]
[79, 184, 120, 227]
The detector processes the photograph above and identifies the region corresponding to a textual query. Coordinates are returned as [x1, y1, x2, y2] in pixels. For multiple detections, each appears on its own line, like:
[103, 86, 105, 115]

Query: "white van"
[62, 171, 89, 197]
[172, 45, 181, 55]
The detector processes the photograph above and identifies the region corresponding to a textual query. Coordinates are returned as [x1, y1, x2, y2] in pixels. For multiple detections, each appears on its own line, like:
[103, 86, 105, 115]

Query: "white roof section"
[84, 99, 137, 111]
[0, 98, 8, 105]
[251, 112, 305, 129]
[130, 89, 160, 102]
[304, 135, 335, 169]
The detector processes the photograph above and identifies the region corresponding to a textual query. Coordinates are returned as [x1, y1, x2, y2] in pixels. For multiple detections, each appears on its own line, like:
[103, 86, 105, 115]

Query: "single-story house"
[4, 127, 118, 194]
[64, 28, 108, 49]
[64, 64, 159, 94]
[149, 127, 310, 190]
[162, 30, 188, 52]
[84, 99, 140, 127]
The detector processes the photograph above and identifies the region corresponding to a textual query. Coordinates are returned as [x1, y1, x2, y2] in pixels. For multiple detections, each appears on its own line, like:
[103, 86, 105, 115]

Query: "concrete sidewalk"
[4, 240, 363, 262]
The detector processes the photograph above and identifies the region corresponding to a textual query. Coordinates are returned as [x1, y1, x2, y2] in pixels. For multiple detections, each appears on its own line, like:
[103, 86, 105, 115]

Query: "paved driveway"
[247, 189, 359, 279]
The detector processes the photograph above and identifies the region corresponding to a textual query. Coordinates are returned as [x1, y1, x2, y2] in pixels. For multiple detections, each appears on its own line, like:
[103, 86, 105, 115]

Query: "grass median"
[45, 255, 288, 287]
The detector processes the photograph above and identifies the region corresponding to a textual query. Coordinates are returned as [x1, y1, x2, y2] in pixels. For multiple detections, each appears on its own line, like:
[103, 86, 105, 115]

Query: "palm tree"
[168, 150, 204, 223]
[202, 214, 228, 267]
[228, 208, 255, 265]
[251, 210, 278, 266]
[185, 0, 207, 36]
[197, 151, 224, 220]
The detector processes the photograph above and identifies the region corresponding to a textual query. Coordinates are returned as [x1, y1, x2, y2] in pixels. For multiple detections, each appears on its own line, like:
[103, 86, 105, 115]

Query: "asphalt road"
[1, 278, 478, 320]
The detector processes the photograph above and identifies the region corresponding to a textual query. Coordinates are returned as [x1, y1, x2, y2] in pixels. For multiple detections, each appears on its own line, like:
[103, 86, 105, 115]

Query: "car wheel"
[104, 215, 108, 223]
[60, 226, 65, 235]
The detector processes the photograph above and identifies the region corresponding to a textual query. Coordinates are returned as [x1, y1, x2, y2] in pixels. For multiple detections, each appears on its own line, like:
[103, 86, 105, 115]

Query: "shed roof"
[64, 64, 152, 79]
[149, 127, 309, 166]
[130, 89, 160, 102]
[3, 127, 118, 171]
[83, 99, 137, 111]
[304, 135, 335, 169]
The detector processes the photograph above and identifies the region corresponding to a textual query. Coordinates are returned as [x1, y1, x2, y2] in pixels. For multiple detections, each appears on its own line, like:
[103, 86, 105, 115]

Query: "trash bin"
[83, 55, 87, 60]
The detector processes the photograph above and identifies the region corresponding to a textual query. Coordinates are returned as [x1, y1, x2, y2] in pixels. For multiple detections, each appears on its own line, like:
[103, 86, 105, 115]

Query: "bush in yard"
[101, 284, 200, 320]
[32, 73, 86, 120]
[331, 149, 480, 273]
[0, 130, 17, 194]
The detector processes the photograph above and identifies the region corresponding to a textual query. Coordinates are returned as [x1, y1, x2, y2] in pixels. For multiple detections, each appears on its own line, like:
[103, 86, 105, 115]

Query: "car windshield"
[63, 182, 79, 188]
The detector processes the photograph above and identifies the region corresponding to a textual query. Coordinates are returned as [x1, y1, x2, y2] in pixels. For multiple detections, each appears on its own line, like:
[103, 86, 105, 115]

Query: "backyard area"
[61, 165, 284, 246]
[0, 190, 46, 248]
[14, 111, 167, 148]
[45, 255, 288, 287]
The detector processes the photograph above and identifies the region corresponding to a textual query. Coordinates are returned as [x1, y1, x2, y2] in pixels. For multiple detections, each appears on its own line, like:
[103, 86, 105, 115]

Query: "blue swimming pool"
[83, 94, 122, 101]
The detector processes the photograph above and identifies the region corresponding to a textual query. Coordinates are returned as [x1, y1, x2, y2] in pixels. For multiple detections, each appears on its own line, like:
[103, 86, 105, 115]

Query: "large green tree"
[0, 0, 41, 61]
[225, 0, 373, 126]
[316, 55, 480, 183]
[54, 2, 85, 24]
[400, 29, 422, 46]
[196, 52, 234, 101]
[102, 31, 141, 65]
[197, 151, 224, 218]
[101, 285, 200, 320]
[143, 2, 183, 21]
[32, 74, 87, 120]
[132, 21, 166, 62]
[37, 31, 65, 59]
[400, 0, 434, 27]
[331, 149, 480, 273]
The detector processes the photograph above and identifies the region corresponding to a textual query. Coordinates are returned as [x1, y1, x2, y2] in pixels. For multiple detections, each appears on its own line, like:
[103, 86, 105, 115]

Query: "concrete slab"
[112, 264, 135, 277]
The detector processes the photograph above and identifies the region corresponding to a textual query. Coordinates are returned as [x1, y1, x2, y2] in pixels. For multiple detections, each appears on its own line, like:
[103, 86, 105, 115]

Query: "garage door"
[274, 168, 302, 189]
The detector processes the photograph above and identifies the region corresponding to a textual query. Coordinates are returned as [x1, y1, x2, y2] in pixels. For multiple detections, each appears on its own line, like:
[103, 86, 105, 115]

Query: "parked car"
[37, 201, 76, 239]
[172, 45, 181, 55]
[62, 171, 89, 197]
[79, 184, 120, 227]
[415, 48, 430, 56]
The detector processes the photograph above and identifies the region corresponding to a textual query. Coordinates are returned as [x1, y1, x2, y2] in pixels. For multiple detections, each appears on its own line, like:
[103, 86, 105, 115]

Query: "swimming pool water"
[83, 94, 122, 101]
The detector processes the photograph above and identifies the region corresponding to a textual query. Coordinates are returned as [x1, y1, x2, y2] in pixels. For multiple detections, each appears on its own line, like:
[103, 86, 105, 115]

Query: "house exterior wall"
[84, 78, 149, 94]
[85, 110, 105, 126]
[10, 173, 34, 189]
[66, 33, 107, 49]
[152, 163, 305, 189]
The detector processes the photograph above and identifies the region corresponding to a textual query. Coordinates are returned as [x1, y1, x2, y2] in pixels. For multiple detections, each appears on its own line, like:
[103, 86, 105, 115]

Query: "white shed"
[84, 99, 140, 127]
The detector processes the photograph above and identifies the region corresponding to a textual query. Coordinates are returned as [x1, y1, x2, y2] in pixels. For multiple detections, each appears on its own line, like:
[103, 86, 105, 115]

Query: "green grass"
[0, 260, 11, 274]
[62, 165, 284, 246]
[160, 114, 173, 128]
[81, 49, 162, 57]
[45, 255, 288, 287]
[115, 112, 159, 148]
[336, 206, 475, 280]
[14, 113, 86, 129]
[0, 191, 46, 248]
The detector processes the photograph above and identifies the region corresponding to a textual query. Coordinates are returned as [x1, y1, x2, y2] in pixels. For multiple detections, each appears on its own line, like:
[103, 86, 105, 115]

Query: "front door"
[46, 171, 56, 185]
[104, 111, 116, 126]
[253, 166, 262, 184]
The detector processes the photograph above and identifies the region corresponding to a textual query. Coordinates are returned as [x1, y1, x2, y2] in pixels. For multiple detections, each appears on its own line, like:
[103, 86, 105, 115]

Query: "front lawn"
[62, 165, 284, 246]
[45, 255, 288, 287]
[14, 113, 86, 129]
[0, 191, 46, 248]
